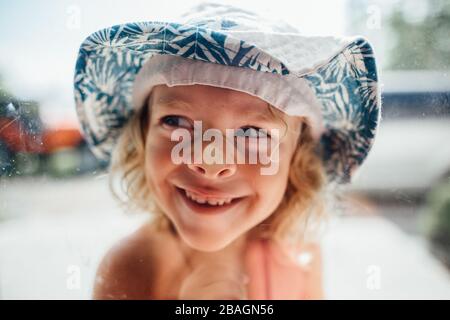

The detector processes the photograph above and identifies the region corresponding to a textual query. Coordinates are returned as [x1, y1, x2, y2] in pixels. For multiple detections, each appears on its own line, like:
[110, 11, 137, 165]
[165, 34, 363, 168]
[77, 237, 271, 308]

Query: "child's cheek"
[258, 140, 293, 178]
[144, 130, 179, 174]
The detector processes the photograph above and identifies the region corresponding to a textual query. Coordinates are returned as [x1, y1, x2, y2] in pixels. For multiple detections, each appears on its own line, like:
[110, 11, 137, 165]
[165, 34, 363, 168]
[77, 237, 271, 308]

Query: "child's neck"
[176, 231, 250, 269]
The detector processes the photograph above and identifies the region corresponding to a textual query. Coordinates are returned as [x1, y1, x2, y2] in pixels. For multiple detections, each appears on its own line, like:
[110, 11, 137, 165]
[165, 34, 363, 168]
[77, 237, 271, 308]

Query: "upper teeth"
[184, 189, 233, 206]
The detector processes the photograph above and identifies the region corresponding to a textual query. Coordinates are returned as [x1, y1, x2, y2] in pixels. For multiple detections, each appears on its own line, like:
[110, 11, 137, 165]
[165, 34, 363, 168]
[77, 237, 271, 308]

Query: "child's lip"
[175, 184, 245, 200]
[175, 186, 246, 214]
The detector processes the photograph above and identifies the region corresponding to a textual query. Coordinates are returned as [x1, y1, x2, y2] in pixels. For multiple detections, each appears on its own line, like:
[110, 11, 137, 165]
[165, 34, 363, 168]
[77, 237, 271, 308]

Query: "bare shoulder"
[272, 239, 324, 299]
[299, 242, 322, 267]
[298, 241, 324, 299]
[92, 220, 177, 299]
[270, 239, 322, 269]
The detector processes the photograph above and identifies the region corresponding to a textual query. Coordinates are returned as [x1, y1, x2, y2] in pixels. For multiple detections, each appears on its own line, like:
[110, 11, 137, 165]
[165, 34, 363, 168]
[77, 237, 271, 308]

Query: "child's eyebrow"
[154, 97, 196, 111]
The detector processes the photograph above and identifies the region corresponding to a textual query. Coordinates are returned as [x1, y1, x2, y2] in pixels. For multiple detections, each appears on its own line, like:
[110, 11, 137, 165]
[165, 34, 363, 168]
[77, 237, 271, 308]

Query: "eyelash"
[160, 115, 192, 129]
[159, 115, 271, 138]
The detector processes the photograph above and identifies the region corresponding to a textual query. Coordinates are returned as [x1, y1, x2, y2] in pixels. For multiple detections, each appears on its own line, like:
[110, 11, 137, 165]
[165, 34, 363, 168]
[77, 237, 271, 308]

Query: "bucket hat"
[73, 2, 381, 184]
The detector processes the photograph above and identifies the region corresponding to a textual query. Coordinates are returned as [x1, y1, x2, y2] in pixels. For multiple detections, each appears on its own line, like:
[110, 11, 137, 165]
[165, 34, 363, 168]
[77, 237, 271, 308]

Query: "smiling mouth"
[175, 186, 246, 211]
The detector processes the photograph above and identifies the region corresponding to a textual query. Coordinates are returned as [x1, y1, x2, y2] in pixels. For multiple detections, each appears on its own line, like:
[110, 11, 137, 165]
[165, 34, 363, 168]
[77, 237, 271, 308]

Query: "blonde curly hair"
[108, 92, 331, 247]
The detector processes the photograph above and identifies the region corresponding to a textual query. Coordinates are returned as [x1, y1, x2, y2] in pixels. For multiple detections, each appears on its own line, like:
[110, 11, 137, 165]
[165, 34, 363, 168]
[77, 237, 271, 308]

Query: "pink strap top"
[245, 239, 308, 300]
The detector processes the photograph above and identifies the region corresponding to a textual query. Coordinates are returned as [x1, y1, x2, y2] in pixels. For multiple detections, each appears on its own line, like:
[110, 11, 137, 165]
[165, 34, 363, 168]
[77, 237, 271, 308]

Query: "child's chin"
[183, 234, 233, 252]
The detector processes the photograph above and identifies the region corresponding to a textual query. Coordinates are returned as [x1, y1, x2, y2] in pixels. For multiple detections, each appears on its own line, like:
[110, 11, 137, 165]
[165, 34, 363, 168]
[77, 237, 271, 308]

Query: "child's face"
[144, 84, 303, 252]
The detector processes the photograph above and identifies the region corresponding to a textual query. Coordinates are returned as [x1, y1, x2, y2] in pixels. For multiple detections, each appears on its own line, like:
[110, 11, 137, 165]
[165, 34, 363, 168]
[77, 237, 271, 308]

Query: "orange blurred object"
[41, 128, 83, 153]
[0, 117, 83, 154]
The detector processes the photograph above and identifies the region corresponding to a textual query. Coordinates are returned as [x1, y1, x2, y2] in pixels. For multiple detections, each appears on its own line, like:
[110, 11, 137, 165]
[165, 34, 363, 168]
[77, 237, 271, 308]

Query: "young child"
[73, 2, 381, 299]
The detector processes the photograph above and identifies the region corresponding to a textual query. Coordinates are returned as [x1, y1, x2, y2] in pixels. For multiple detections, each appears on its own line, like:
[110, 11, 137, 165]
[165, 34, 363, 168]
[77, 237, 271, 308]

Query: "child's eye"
[235, 126, 270, 138]
[160, 115, 192, 129]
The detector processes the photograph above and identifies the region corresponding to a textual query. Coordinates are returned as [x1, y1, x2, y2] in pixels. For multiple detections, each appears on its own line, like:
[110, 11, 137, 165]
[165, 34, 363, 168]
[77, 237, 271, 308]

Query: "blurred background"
[0, 0, 449, 299]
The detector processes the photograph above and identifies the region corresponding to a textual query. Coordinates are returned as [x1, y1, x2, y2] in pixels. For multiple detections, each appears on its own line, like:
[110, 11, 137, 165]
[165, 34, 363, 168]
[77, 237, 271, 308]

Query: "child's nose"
[187, 162, 237, 179]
